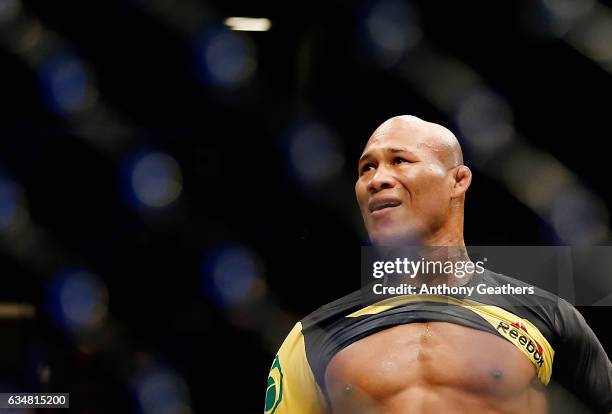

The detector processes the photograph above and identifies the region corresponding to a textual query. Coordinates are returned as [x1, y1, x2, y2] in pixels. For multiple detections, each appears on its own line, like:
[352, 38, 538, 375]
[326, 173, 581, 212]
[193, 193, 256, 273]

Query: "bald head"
[365, 115, 463, 168]
[356, 115, 472, 246]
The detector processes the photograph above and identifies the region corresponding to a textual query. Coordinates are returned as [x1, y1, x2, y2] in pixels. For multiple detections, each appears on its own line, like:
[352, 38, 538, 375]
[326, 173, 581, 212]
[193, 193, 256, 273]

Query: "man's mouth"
[368, 197, 402, 213]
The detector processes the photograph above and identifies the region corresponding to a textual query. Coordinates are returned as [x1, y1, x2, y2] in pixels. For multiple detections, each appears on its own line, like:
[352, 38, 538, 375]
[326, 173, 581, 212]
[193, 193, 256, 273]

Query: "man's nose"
[367, 165, 396, 193]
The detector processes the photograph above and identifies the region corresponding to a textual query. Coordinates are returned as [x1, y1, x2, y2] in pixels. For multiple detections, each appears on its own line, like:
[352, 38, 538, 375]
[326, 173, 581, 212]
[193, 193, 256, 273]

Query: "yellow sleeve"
[264, 322, 328, 414]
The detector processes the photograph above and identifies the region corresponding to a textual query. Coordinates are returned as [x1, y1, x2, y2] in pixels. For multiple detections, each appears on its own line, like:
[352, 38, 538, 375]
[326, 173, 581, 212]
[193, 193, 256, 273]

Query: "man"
[264, 115, 612, 413]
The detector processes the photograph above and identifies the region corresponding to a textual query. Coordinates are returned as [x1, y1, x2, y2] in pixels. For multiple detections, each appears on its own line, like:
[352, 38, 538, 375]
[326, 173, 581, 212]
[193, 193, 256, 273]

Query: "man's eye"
[360, 164, 375, 174]
[393, 157, 409, 165]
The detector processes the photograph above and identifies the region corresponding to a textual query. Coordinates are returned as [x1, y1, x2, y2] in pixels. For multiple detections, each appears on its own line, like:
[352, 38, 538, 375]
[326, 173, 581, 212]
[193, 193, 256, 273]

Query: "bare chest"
[325, 322, 539, 402]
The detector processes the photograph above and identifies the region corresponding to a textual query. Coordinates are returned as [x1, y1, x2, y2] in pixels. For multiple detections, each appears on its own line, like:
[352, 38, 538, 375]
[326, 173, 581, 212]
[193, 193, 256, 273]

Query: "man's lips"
[368, 197, 402, 213]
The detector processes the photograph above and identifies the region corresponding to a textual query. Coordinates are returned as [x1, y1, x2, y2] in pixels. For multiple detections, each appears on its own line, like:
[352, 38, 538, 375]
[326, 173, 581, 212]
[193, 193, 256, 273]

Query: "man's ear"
[451, 165, 472, 198]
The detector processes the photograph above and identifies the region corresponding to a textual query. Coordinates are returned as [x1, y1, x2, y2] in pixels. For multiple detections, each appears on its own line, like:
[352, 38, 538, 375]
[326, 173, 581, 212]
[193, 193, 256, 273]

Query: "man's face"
[355, 122, 455, 245]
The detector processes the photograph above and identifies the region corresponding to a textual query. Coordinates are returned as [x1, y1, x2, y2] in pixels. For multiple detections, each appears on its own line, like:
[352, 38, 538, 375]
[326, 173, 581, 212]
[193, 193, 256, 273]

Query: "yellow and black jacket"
[264, 269, 612, 414]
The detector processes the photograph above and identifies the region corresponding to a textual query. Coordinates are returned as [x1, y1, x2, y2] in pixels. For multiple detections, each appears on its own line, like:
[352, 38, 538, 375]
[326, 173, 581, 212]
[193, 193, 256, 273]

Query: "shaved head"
[365, 115, 463, 168]
[355, 115, 471, 246]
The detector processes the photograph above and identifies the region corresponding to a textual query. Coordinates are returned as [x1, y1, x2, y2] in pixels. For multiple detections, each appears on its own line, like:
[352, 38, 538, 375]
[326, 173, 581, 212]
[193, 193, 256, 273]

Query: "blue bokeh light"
[193, 27, 257, 88]
[201, 246, 262, 308]
[130, 365, 191, 414]
[37, 53, 93, 115]
[358, 0, 421, 67]
[550, 186, 608, 244]
[283, 121, 345, 185]
[46, 269, 108, 332]
[0, 176, 19, 233]
[119, 150, 183, 210]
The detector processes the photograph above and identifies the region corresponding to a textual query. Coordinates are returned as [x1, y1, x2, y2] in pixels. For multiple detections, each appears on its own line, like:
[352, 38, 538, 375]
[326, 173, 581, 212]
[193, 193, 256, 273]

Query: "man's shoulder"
[481, 268, 582, 330]
[482, 268, 564, 304]
[300, 289, 365, 330]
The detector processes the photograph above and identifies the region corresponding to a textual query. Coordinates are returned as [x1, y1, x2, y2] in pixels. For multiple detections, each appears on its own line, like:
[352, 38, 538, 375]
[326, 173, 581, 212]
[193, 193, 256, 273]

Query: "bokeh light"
[581, 13, 612, 63]
[0, 176, 20, 233]
[201, 246, 264, 308]
[37, 54, 97, 115]
[121, 150, 184, 210]
[130, 365, 191, 414]
[47, 269, 108, 332]
[0, 176, 28, 236]
[193, 27, 257, 88]
[285, 121, 345, 186]
[549, 186, 609, 244]
[358, 0, 421, 68]
[1, 1, 612, 411]
[224, 17, 271, 32]
[455, 88, 515, 163]
[541, 0, 595, 34]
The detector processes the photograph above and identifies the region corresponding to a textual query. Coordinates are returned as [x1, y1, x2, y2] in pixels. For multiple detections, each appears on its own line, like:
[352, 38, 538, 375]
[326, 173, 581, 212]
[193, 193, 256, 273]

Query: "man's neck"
[374, 234, 473, 288]
[421, 224, 465, 247]
[408, 245, 473, 288]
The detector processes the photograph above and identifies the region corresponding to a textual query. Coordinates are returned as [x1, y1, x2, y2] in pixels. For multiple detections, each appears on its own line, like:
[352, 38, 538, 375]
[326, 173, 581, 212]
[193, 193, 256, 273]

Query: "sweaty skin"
[325, 323, 547, 414]
[343, 115, 547, 413]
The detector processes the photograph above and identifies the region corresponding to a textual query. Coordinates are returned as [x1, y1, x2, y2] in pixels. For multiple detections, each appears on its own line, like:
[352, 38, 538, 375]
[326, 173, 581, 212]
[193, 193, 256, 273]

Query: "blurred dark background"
[0, 0, 611, 412]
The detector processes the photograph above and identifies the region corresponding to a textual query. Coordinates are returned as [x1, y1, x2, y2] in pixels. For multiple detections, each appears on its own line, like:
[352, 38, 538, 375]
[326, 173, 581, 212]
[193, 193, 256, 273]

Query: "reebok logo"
[497, 321, 544, 367]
